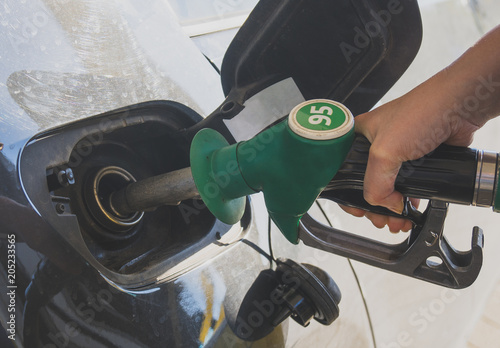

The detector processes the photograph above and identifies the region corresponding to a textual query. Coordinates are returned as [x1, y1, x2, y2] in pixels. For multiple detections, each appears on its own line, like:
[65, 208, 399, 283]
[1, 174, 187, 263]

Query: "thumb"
[354, 111, 405, 213]
[363, 145, 405, 214]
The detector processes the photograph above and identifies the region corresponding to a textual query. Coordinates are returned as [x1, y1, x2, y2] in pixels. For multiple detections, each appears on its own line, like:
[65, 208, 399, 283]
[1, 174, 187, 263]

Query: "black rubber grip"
[323, 135, 478, 208]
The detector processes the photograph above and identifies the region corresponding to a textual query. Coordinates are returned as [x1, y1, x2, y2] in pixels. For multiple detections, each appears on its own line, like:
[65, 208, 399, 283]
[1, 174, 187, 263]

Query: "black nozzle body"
[325, 135, 478, 207]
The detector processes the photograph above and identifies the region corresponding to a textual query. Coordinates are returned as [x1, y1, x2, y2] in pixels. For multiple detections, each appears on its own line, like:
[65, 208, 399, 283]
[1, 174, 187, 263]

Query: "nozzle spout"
[109, 167, 199, 216]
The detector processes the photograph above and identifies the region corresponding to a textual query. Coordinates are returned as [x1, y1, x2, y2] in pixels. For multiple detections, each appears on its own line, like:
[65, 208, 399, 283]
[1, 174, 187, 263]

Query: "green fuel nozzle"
[190, 99, 355, 243]
[104, 99, 498, 289]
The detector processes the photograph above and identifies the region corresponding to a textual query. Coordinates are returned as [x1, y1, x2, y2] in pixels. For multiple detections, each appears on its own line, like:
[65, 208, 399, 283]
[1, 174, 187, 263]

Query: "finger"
[353, 112, 376, 142]
[363, 144, 405, 213]
[387, 216, 410, 233]
[365, 212, 389, 229]
[409, 198, 420, 209]
[401, 219, 413, 232]
[338, 204, 366, 217]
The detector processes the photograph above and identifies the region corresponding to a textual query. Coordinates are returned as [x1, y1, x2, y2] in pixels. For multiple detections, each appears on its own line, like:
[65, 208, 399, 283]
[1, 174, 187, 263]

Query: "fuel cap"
[288, 99, 354, 140]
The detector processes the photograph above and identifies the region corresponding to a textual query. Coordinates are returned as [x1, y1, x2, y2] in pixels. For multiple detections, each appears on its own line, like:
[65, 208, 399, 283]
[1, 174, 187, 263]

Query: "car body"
[0, 0, 499, 347]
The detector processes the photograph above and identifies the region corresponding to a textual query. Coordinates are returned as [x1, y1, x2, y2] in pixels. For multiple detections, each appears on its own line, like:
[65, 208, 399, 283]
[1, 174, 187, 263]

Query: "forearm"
[353, 25, 500, 215]
[433, 25, 500, 126]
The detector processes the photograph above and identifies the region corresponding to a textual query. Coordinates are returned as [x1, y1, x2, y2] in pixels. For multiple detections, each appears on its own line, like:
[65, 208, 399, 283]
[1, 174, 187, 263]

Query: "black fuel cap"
[275, 258, 341, 326]
[234, 258, 341, 341]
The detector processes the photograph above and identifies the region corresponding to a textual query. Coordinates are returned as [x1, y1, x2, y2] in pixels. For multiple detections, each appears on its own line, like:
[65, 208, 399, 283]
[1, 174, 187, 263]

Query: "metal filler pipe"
[109, 167, 199, 216]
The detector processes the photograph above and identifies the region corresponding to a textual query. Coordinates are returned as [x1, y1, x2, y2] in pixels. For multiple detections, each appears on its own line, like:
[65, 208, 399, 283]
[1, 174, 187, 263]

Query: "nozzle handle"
[307, 134, 497, 288]
[299, 201, 484, 289]
[323, 135, 500, 212]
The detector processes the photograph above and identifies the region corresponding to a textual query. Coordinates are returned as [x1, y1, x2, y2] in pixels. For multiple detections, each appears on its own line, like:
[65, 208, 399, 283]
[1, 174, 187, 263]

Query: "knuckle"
[363, 189, 385, 207]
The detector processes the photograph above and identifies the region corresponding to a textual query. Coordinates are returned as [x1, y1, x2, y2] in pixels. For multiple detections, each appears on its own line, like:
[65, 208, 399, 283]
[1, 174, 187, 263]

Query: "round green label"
[295, 102, 346, 132]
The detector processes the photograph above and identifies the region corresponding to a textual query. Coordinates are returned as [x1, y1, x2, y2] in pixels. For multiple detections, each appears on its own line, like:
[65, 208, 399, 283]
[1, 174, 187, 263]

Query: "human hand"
[341, 25, 500, 232]
[339, 199, 419, 233]
[347, 70, 482, 231]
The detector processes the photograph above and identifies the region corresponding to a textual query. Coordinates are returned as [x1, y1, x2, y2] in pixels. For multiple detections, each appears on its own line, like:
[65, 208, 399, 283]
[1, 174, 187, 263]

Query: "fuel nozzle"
[190, 99, 355, 243]
[108, 100, 354, 242]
